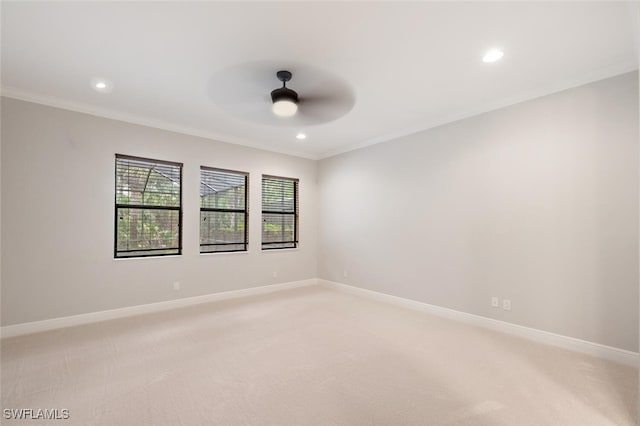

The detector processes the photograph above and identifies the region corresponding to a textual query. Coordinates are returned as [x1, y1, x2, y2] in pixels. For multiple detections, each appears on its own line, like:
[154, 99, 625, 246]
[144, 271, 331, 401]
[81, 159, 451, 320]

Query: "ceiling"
[1, 2, 638, 160]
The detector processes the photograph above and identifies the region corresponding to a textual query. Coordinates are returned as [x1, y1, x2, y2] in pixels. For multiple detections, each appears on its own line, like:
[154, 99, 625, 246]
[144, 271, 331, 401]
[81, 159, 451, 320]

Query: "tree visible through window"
[115, 155, 182, 258]
[262, 175, 298, 250]
[200, 167, 248, 253]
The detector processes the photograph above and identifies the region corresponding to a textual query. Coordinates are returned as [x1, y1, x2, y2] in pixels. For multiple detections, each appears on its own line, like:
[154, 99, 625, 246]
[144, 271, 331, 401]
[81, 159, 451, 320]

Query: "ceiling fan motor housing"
[271, 87, 299, 104]
[271, 70, 299, 117]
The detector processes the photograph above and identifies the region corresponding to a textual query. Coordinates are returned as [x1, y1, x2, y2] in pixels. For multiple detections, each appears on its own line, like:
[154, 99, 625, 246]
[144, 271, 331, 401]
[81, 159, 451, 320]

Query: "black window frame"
[262, 175, 299, 250]
[114, 154, 183, 259]
[200, 166, 249, 254]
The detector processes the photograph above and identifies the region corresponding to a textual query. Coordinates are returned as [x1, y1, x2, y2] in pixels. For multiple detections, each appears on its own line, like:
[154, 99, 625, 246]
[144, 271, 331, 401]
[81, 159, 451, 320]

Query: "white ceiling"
[2, 2, 638, 160]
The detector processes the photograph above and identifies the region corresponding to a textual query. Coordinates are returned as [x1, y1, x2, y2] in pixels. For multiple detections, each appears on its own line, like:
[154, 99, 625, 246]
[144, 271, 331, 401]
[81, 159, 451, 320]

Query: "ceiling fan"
[270, 70, 299, 117]
[207, 62, 355, 126]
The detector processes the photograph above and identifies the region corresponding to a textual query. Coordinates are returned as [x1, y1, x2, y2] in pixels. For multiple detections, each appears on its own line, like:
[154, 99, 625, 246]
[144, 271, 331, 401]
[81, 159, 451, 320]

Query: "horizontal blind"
[200, 167, 248, 253]
[200, 167, 247, 210]
[115, 155, 182, 258]
[262, 176, 297, 213]
[116, 155, 181, 207]
[262, 175, 298, 249]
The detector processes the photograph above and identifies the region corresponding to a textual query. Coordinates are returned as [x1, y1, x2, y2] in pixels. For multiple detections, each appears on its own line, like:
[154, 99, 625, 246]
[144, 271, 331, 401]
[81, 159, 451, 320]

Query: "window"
[262, 175, 298, 249]
[115, 155, 182, 258]
[200, 167, 248, 253]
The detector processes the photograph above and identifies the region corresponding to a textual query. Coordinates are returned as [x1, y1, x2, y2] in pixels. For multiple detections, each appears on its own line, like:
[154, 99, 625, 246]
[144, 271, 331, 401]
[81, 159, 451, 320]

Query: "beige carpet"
[1, 285, 637, 425]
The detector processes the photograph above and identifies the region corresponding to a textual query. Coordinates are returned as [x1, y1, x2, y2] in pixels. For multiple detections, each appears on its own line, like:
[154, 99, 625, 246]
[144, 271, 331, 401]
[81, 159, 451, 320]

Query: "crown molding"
[2, 58, 637, 163]
[0, 87, 319, 161]
[319, 61, 639, 159]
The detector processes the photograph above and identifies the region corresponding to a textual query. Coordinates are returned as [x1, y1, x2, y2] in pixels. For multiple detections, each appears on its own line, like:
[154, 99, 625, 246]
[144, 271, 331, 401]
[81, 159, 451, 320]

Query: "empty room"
[1, 2, 639, 425]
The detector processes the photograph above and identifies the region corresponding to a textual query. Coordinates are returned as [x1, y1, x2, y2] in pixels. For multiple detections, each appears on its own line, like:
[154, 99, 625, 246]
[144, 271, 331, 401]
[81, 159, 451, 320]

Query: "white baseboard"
[319, 279, 639, 368]
[3, 277, 637, 368]
[0, 279, 317, 339]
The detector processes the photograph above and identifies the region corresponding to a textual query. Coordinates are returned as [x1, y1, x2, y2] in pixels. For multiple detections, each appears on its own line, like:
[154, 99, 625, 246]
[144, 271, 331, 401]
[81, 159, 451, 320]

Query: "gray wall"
[2, 72, 638, 353]
[318, 72, 639, 352]
[1, 98, 318, 326]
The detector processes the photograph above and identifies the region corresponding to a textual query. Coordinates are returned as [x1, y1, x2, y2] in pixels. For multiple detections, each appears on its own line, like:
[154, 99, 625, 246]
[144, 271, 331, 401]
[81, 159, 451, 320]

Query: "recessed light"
[482, 48, 504, 63]
[296, 133, 307, 140]
[91, 77, 113, 93]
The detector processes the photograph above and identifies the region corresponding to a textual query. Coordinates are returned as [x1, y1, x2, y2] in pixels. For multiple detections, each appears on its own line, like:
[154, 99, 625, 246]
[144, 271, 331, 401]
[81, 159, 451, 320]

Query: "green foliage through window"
[115, 155, 182, 258]
[262, 176, 298, 250]
[200, 167, 248, 253]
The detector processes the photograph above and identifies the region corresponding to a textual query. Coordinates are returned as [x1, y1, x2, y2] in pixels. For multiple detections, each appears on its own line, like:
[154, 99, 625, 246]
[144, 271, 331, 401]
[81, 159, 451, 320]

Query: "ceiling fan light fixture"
[272, 100, 298, 117]
[271, 93, 298, 117]
[271, 70, 299, 117]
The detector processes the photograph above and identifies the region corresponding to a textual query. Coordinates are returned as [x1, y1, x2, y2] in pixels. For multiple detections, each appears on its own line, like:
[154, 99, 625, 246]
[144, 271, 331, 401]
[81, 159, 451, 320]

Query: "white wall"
[318, 71, 639, 352]
[0, 98, 318, 326]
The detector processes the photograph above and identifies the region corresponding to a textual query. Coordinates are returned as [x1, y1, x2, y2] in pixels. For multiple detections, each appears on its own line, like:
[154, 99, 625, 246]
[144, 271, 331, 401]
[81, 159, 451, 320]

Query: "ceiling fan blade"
[297, 85, 355, 123]
[207, 61, 355, 126]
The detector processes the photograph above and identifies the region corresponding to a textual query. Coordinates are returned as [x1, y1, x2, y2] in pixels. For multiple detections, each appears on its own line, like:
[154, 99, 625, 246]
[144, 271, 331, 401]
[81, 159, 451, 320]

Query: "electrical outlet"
[503, 299, 511, 311]
[343, 270, 349, 278]
[491, 297, 499, 308]
[272, 271, 278, 278]
[173, 281, 181, 291]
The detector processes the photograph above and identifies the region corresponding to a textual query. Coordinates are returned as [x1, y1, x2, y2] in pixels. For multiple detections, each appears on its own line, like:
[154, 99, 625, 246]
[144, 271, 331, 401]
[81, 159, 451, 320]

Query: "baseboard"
[319, 279, 639, 368]
[0, 279, 318, 339]
[3, 277, 638, 368]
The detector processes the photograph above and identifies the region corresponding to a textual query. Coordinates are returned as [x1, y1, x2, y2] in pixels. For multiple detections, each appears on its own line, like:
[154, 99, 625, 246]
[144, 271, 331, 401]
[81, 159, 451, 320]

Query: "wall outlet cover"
[503, 299, 512, 311]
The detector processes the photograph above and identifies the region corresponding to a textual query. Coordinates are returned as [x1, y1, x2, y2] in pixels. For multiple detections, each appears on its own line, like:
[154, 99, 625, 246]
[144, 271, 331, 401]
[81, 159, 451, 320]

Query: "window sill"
[199, 251, 249, 256]
[261, 247, 300, 253]
[113, 254, 182, 261]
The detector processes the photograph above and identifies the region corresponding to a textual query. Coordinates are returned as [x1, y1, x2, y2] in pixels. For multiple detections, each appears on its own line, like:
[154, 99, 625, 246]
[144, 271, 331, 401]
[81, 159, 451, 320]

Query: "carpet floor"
[1, 285, 637, 425]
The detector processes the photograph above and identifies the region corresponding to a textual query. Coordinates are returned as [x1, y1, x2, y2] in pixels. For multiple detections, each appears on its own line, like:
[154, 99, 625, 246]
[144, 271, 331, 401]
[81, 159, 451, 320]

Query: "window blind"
[115, 154, 182, 258]
[200, 167, 248, 253]
[262, 175, 298, 249]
